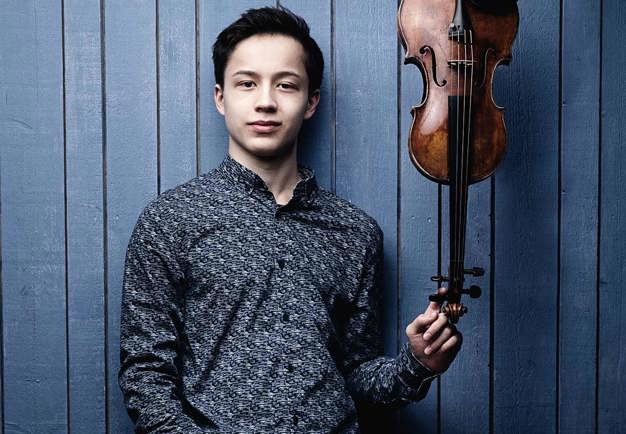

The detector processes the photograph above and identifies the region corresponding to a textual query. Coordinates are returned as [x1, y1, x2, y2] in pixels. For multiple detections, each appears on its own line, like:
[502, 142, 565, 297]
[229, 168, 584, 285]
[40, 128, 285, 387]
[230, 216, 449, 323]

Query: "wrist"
[407, 343, 444, 378]
[404, 342, 440, 378]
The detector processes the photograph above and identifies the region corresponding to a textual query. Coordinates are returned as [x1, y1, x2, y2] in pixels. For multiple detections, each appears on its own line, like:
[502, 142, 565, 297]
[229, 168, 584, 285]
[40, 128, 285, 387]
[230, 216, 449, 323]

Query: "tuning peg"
[464, 267, 485, 277]
[461, 285, 482, 298]
[428, 292, 447, 303]
[430, 275, 449, 282]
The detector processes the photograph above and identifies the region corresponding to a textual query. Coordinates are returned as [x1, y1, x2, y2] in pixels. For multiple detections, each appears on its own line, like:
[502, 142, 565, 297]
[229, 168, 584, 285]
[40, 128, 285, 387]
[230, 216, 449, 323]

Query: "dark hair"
[212, 6, 324, 95]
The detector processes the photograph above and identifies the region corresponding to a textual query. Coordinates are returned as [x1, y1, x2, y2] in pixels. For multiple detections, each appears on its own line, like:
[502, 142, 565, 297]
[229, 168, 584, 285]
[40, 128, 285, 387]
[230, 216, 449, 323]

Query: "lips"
[248, 120, 281, 133]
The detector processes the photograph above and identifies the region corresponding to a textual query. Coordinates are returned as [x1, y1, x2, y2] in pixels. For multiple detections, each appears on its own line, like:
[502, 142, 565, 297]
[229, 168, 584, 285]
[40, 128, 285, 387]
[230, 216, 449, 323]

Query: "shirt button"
[292, 415, 299, 425]
[277, 258, 285, 269]
[282, 312, 290, 322]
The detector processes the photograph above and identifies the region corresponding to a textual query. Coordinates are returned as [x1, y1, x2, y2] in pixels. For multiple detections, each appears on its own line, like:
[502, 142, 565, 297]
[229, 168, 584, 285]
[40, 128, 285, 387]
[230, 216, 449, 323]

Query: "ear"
[214, 84, 225, 116]
[303, 89, 321, 120]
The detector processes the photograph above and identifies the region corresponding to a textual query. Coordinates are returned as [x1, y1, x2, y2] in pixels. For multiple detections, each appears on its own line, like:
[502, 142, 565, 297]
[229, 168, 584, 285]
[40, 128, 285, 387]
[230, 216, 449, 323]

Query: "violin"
[397, 0, 519, 323]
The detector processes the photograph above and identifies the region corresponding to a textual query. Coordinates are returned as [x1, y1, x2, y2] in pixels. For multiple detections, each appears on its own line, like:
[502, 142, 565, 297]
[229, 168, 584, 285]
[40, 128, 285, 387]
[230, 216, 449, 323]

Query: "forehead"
[225, 34, 307, 77]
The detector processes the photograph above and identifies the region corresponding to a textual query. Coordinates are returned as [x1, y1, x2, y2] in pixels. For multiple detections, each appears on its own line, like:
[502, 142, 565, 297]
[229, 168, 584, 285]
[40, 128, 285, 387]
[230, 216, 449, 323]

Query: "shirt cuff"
[396, 341, 440, 390]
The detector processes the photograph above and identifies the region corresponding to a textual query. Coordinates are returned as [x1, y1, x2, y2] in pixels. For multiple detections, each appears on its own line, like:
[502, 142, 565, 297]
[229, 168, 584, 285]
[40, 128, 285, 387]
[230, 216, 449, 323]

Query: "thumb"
[425, 287, 448, 315]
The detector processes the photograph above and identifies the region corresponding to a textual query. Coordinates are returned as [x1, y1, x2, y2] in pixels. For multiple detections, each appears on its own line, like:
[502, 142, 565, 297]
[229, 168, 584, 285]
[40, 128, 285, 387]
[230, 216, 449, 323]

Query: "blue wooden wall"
[0, 1, 624, 433]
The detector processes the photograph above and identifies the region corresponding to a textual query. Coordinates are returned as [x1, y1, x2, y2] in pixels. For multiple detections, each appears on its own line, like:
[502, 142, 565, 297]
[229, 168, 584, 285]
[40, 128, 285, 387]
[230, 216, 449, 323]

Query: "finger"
[437, 332, 463, 353]
[425, 287, 449, 314]
[422, 313, 449, 341]
[425, 300, 440, 314]
[423, 325, 454, 355]
[406, 312, 438, 336]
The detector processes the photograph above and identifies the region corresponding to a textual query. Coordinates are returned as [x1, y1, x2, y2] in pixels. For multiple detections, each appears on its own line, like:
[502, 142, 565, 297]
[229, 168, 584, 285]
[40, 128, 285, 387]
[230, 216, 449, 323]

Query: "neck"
[228, 141, 302, 205]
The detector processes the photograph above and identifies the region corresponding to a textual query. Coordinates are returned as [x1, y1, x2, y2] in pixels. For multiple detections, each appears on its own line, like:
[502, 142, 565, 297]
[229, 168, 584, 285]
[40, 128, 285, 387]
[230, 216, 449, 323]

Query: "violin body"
[398, 0, 519, 322]
[398, 0, 518, 185]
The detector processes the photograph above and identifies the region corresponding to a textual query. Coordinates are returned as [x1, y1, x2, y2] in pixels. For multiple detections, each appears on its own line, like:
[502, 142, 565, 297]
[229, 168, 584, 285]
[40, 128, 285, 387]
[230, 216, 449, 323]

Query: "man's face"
[214, 34, 320, 160]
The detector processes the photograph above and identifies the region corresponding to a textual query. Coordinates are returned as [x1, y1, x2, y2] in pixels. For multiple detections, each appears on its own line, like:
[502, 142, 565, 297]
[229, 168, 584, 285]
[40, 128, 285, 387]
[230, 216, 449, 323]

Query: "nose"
[254, 84, 277, 112]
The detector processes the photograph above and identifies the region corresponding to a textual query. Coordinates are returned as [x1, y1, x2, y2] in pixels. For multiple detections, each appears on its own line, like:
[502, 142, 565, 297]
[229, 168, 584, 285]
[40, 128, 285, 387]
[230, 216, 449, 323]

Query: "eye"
[278, 82, 297, 90]
[238, 81, 255, 88]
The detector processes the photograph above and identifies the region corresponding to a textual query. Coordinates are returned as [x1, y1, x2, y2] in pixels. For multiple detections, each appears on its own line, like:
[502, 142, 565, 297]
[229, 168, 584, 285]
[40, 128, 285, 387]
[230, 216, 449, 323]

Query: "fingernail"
[423, 333, 431, 341]
[424, 347, 431, 355]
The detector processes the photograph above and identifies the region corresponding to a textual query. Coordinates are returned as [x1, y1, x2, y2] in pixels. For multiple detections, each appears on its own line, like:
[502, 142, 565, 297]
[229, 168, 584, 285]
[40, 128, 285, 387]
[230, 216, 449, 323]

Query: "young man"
[118, 6, 462, 433]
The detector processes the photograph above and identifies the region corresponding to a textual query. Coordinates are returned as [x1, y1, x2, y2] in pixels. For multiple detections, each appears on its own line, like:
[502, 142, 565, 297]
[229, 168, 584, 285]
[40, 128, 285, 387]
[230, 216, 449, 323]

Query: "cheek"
[223, 98, 242, 118]
[282, 98, 308, 122]
[223, 90, 251, 113]
[222, 101, 247, 137]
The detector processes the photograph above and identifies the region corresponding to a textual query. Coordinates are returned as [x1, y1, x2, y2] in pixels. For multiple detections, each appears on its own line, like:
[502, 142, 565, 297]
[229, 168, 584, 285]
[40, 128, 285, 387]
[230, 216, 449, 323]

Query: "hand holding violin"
[405, 287, 463, 374]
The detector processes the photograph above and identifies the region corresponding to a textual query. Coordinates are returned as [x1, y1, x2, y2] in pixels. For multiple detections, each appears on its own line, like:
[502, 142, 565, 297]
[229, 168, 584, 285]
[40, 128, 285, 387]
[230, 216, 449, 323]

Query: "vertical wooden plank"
[104, 1, 157, 432]
[335, 1, 398, 431]
[0, 1, 67, 432]
[279, 0, 333, 191]
[198, 0, 270, 174]
[559, 0, 601, 432]
[64, 0, 106, 432]
[493, 0, 559, 432]
[599, 0, 626, 432]
[159, 0, 197, 192]
[335, 0, 399, 357]
[398, 22, 439, 434]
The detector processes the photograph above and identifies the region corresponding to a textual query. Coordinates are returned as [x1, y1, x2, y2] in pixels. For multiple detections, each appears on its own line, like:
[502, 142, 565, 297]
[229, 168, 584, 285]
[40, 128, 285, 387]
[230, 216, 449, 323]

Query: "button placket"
[273, 209, 288, 270]
[273, 214, 295, 394]
[272, 212, 300, 387]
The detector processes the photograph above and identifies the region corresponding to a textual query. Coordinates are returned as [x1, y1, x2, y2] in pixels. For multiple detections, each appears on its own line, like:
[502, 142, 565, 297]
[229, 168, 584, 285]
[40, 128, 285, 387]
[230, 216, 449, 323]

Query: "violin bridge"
[447, 59, 476, 68]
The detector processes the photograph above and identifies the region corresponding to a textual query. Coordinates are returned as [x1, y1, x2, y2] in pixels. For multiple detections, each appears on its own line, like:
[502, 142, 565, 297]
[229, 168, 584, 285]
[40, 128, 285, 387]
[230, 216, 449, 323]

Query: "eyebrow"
[232, 70, 303, 80]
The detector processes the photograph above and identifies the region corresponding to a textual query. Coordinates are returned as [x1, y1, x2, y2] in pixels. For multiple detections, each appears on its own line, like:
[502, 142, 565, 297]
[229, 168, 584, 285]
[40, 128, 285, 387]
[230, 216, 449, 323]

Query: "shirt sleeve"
[118, 204, 217, 433]
[341, 223, 439, 410]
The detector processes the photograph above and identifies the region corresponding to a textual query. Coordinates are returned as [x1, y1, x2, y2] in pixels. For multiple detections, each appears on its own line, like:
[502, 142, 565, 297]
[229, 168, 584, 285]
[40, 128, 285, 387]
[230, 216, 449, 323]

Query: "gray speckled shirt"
[118, 154, 436, 433]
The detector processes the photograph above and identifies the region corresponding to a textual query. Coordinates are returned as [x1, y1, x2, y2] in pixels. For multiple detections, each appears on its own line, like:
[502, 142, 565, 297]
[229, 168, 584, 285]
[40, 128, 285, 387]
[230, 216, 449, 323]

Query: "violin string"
[458, 29, 464, 289]
[448, 29, 454, 286]
[454, 29, 461, 289]
[454, 29, 465, 285]
[464, 30, 475, 287]
[448, 28, 450, 294]
[458, 30, 472, 292]
[449, 29, 454, 286]
[459, 29, 467, 289]
[447, 28, 454, 296]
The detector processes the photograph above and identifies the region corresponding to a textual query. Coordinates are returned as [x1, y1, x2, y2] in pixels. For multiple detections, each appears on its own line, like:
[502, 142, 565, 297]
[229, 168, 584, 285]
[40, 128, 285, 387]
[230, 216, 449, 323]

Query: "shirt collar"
[216, 154, 319, 205]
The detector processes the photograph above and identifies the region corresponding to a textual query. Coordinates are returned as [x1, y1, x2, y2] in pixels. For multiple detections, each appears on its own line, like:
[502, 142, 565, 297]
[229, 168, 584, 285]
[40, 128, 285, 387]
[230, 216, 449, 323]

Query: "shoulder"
[315, 187, 383, 252]
[134, 169, 224, 233]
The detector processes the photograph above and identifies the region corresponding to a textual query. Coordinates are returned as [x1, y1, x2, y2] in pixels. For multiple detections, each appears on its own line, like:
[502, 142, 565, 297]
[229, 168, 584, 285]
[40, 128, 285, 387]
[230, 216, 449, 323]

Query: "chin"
[244, 141, 295, 160]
